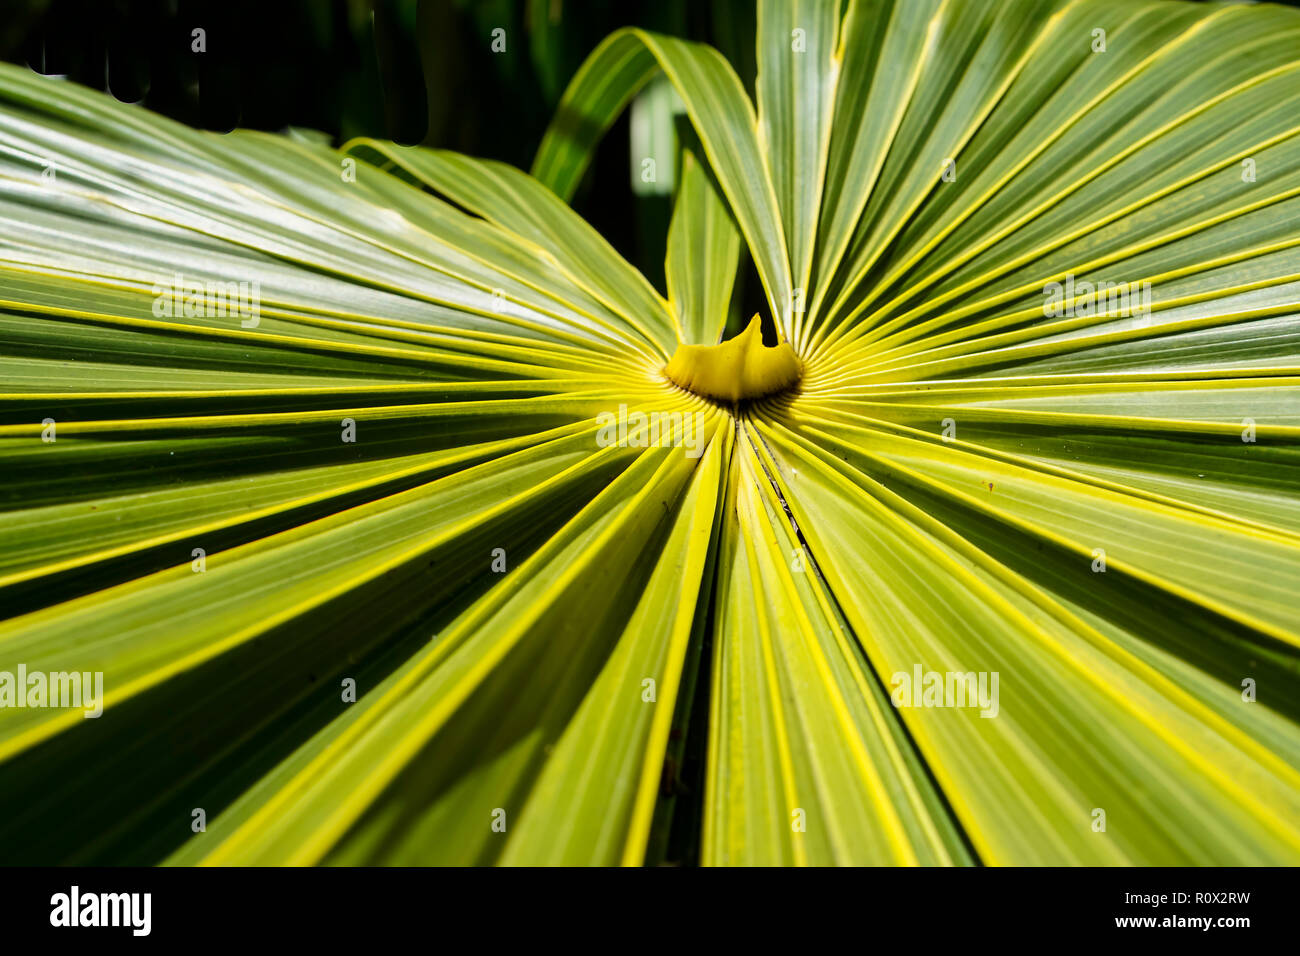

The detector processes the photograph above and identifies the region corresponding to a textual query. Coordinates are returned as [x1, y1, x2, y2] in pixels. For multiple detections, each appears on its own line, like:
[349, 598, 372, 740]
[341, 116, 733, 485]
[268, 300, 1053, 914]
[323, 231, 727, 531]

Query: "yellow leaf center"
[663, 315, 802, 403]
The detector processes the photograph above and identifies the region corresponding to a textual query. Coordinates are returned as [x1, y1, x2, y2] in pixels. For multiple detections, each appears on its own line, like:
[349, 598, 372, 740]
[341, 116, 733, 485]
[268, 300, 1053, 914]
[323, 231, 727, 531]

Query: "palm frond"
[2, 0, 1299, 866]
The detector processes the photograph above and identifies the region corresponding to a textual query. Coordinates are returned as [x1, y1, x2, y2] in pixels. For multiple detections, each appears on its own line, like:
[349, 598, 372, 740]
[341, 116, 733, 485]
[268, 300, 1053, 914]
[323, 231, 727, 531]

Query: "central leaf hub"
[663, 315, 802, 403]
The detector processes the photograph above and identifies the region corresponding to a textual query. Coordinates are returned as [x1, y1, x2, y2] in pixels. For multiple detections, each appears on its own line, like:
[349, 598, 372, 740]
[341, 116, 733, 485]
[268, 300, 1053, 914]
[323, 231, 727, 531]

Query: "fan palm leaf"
[1, 0, 1299, 866]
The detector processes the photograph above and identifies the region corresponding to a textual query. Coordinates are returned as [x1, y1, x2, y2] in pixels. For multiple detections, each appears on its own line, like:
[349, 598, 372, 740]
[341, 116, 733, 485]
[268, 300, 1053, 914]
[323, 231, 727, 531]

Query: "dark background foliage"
[0, 0, 761, 290]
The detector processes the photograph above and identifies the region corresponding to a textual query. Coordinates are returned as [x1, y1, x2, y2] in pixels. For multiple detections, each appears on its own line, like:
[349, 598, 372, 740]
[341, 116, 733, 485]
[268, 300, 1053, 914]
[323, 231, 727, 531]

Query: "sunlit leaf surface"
[2, 0, 1299, 865]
